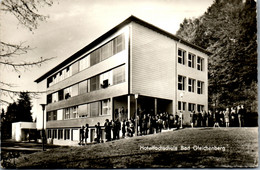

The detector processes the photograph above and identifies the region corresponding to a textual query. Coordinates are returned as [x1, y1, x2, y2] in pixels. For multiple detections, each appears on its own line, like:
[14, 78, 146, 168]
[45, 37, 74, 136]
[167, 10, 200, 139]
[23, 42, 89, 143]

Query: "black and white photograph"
[0, 0, 258, 168]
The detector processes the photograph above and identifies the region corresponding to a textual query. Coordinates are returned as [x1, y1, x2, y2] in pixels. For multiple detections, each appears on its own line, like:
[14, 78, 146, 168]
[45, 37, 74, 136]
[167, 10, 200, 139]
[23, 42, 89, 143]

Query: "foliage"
[1, 92, 33, 139]
[176, 0, 257, 111]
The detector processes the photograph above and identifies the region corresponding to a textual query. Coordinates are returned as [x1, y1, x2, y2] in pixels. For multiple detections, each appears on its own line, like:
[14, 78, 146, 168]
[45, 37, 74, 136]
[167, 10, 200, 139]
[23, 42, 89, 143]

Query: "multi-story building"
[35, 16, 210, 145]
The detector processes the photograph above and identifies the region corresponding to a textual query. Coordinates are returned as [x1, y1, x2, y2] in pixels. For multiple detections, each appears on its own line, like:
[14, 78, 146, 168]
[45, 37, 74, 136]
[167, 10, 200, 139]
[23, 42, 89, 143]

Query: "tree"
[0, 0, 54, 104]
[176, 0, 257, 112]
[1, 92, 33, 138]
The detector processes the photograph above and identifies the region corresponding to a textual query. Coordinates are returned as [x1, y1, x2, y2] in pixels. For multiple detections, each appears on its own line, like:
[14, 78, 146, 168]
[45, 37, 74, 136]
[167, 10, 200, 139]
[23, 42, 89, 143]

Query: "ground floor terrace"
[44, 94, 206, 145]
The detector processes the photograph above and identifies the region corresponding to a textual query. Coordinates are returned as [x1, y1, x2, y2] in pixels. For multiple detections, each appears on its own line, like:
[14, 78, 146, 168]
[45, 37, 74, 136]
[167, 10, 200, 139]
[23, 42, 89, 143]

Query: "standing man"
[79, 125, 85, 145]
[96, 122, 101, 143]
[224, 108, 230, 127]
[104, 119, 111, 142]
[202, 110, 208, 127]
[116, 119, 121, 140]
[84, 124, 89, 145]
[190, 110, 195, 128]
[122, 120, 126, 138]
[240, 105, 246, 127]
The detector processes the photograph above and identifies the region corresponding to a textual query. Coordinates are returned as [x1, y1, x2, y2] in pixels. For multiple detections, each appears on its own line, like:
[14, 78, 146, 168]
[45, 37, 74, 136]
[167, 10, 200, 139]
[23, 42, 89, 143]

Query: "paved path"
[1, 139, 59, 153]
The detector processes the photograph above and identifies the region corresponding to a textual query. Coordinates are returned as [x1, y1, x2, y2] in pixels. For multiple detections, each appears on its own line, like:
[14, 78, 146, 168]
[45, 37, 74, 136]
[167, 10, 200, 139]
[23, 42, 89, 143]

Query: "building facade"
[35, 16, 210, 145]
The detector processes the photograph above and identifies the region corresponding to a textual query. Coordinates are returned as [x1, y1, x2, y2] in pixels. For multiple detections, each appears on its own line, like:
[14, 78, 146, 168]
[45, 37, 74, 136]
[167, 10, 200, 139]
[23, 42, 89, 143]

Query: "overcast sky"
[0, 0, 214, 117]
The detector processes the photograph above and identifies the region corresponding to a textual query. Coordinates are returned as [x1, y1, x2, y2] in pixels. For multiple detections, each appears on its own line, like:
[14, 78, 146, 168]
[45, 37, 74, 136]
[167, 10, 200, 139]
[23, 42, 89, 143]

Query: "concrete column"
[154, 98, 158, 115]
[111, 97, 114, 121]
[128, 95, 131, 120]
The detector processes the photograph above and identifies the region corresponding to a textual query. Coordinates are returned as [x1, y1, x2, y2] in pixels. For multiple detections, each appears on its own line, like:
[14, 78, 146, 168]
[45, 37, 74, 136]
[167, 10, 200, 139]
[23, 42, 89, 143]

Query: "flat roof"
[35, 15, 212, 83]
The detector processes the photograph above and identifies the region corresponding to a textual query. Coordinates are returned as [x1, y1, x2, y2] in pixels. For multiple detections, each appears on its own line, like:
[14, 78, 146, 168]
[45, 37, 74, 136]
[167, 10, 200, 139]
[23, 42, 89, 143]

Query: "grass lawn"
[13, 127, 258, 168]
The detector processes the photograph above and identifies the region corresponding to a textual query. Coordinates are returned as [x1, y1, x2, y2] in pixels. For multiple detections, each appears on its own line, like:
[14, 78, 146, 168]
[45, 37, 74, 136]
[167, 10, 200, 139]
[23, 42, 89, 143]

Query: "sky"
[0, 0, 214, 118]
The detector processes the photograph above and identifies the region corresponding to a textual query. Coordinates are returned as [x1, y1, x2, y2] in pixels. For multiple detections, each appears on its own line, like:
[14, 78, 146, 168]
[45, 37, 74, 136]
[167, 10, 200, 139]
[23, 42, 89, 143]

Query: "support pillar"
[127, 95, 131, 120]
[111, 97, 114, 121]
[154, 98, 158, 115]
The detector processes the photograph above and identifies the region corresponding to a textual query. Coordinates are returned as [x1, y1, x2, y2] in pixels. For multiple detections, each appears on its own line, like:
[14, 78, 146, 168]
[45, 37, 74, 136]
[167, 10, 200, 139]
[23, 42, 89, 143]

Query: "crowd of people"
[78, 105, 247, 145]
[78, 111, 181, 145]
[190, 105, 246, 128]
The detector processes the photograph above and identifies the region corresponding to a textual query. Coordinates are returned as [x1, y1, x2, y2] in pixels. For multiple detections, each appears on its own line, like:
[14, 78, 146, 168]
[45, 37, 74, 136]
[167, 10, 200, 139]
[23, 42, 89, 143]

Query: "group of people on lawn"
[79, 110, 181, 145]
[190, 104, 246, 128]
[79, 105, 247, 145]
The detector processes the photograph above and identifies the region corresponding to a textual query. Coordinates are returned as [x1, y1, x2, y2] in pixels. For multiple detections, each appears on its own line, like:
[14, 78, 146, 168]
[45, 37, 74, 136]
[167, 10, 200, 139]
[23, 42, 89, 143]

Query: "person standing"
[84, 124, 89, 145]
[169, 113, 174, 129]
[230, 107, 236, 127]
[213, 110, 220, 128]
[219, 110, 224, 127]
[122, 120, 126, 138]
[174, 113, 179, 129]
[240, 105, 246, 127]
[202, 110, 208, 127]
[190, 110, 195, 128]
[224, 108, 230, 127]
[96, 122, 101, 143]
[130, 119, 135, 137]
[79, 125, 85, 145]
[141, 114, 147, 135]
[104, 119, 111, 142]
[116, 119, 121, 140]
[111, 120, 116, 140]
[237, 105, 242, 127]
[197, 111, 202, 127]
[208, 110, 213, 127]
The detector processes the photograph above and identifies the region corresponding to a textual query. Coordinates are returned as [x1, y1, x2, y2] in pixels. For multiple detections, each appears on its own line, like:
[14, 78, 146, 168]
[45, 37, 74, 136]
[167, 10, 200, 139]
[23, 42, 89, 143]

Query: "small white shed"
[12, 122, 37, 141]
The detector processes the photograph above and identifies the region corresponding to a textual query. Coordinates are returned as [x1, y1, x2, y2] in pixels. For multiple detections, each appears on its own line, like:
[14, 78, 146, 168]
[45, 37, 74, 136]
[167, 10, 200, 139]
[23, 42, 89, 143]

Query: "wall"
[176, 42, 209, 125]
[131, 22, 176, 101]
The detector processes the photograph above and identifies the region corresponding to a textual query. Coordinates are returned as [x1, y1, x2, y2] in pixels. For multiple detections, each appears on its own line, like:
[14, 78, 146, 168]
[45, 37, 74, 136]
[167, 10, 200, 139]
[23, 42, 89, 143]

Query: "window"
[52, 92, 58, 103]
[188, 53, 195, 68]
[58, 71, 64, 82]
[113, 65, 125, 85]
[57, 109, 63, 120]
[79, 80, 88, 94]
[197, 56, 204, 71]
[114, 34, 125, 54]
[90, 49, 101, 66]
[64, 66, 72, 79]
[53, 74, 57, 84]
[90, 102, 101, 117]
[58, 129, 63, 139]
[58, 90, 64, 101]
[64, 129, 70, 140]
[188, 103, 196, 112]
[53, 111, 57, 120]
[102, 99, 110, 115]
[101, 41, 113, 61]
[53, 129, 57, 139]
[188, 78, 196, 92]
[90, 75, 100, 91]
[47, 130, 52, 138]
[64, 87, 72, 99]
[178, 75, 186, 90]
[47, 112, 52, 121]
[72, 61, 79, 75]
[78, 104, 90, 117]
[178, 101, 186, 111]
[47, 94, 52, 104]
[178, 49, 186, 65]
[71, 106, 78, 119]
[71, 84, 79, 97]
[64, 108, 70, 120]
[79, 55, 90, 71]
[100, 71, 112, 88]
[197, 104, 204, 112]
[197, 81, 204, 94]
